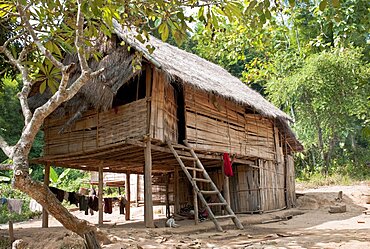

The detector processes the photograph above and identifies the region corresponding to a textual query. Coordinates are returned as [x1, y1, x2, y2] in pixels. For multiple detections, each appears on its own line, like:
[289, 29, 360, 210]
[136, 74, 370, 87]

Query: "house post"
[174, 166, 180, 213]
[42, 163, 50, 228]
[144, 65, 154, 228]
[144, 139, 154, 227]
[98, 162, 103, 225]
[125, 173, 131, 220]
[222, 161, 231, 206]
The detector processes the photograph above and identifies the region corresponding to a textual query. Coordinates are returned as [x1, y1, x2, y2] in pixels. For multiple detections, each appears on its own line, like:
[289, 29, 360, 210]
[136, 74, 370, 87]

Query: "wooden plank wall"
[285, 155, 296, 208]
[44, 99, 147, 155]
[150, 69, 178, 143]
[229, 164, 261, 213]
[184, 85, 275, 160]
[259, 159, 286, 211]
[152, 174, 174, 205]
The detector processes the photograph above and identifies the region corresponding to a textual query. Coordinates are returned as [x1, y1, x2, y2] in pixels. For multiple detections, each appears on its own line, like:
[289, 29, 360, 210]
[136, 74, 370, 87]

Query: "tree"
[0, 0, 249, 247]
[187, 0, 369, 178]
[266, 48, 370, 175]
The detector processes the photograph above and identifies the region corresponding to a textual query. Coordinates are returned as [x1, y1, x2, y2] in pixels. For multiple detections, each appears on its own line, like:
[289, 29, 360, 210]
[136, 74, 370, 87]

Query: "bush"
[0, 183, 41, 224]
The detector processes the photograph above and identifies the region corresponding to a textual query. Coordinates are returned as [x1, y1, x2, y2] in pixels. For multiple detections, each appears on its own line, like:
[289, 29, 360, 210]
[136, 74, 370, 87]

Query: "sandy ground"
[0, 182, 369, 249]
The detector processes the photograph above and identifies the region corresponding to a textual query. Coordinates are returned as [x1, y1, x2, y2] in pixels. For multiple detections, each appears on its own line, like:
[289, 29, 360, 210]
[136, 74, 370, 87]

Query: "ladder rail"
[168, 141, 244, 231]
[167, 141, 223, 231]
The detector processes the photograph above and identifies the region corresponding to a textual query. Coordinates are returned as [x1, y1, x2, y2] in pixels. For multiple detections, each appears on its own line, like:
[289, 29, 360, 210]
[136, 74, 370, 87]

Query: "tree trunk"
[324, 135, 337, 175]
[12, 157, 109, 248]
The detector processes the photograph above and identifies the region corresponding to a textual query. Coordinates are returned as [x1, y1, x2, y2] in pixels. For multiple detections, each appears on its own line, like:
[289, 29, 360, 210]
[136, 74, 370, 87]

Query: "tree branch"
[0, 164, 13, 171]
[0, 43, 33, 124]
[75, 0, 89, 73]
[16, 1, 64, 70]
[0, 135, 14, 159]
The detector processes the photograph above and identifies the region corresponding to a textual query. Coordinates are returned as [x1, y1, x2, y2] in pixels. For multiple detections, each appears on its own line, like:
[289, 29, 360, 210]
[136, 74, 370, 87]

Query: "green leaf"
[198, 6, 204, 20]
[332, 0, 340, 8]
[49, 167, 59, 183]
[265, 9, 271, 19]
[154, 18, 162, 28]
[39, 81, 47, 94]
[100, 24, 111, 37]
[159, 23, 169, 41]
[319, 0, 327, 11]
[289, 0, 295, 8]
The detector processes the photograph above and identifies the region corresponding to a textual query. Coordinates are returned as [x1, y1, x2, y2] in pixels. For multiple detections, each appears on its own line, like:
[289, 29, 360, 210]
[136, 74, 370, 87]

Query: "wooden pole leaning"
[42, 163, 50, 228]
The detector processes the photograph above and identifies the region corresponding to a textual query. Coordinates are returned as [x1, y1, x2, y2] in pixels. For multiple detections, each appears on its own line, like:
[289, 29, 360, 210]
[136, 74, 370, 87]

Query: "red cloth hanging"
[223, 153, 234, 177]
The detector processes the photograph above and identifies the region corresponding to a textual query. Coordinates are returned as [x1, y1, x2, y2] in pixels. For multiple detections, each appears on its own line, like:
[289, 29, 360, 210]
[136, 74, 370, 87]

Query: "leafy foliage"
[187, 0, 369, 179]
[0, 183, 41, 224]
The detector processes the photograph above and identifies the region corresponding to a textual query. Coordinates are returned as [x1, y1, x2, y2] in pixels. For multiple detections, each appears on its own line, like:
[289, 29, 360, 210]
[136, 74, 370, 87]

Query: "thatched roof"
[113, 21, 290, 122]
[113, 22, 302, 151]
[28, 35, 139, 129]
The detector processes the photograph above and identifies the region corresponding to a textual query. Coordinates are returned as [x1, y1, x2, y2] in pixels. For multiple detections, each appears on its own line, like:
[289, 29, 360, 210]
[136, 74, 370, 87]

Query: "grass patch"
[296, 172, 368, 189]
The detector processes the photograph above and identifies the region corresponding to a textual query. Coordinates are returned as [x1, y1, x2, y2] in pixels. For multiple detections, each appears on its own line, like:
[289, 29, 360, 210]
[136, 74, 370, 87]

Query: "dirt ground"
[0, 182, 369, 249]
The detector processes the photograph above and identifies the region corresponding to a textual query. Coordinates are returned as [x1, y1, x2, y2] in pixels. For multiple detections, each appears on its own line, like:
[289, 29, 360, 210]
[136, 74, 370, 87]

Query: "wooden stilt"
[42, 163, 50, 228]
[136, 174, 140, 207]
[98, 163, 103, 225]
[174, 167, 180, 214]
[165, 173, 170, 218]
[222, 161, 231, 205]
[144, 139, 154, 228]
[125, 173, 131, 221]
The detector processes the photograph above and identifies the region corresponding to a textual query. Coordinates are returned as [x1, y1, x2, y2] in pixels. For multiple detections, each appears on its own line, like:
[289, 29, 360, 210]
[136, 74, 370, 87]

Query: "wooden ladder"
[167, 140, 244, 232]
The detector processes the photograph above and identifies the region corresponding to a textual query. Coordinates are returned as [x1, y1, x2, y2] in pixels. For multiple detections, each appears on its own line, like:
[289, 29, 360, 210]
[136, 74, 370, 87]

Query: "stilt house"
[31, 23, 303, 231]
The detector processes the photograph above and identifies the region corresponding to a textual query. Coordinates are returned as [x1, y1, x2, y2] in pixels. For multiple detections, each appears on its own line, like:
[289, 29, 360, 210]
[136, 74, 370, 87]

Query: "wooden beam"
[125, 173, 131, 220]
[144, 139, 154, 228]
[98, 162, 103, 225]
[42, 163, 50, 228]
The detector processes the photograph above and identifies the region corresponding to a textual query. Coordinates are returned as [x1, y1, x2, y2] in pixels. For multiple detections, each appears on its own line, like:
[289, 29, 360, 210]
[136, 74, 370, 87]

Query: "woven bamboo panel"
[184, 86, 275, 160]
[230, 164, 261, 213]
[150, 69, 178, 143]
[152, 174, 174, 205]
[259, 160, 286, 211]
[286, 155, 296, 208]
[44, 99, 147, 156]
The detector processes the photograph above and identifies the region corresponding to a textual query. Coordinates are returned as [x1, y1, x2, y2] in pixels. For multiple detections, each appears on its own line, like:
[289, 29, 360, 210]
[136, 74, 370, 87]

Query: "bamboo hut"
[31, 22, 303, 231]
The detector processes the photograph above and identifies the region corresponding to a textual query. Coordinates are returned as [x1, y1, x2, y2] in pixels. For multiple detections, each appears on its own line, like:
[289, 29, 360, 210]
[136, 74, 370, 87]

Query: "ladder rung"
[200, 190, 219, 195]
[207, 203, 227, 206]
[179, 156, 197, 161]
[193, 178, 211, 183]
[214, 215, 236, 219]
[185, 167, 204, 172]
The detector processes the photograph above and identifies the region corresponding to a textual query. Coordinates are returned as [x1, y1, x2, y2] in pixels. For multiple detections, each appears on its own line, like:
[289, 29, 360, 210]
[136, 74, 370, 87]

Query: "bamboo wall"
[230, 164, 261, 213]
[150, 69, 178, 143]
[184, 86, 275, 160]
[44, 98, 148, 156]
[259, 160, 286, 211]
[152, 174, 174, 206]
[285, 155, 296, 208]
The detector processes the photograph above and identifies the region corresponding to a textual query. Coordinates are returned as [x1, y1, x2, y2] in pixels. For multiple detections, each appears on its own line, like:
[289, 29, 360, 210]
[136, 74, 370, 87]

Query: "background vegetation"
[181, 0, 370, 182]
